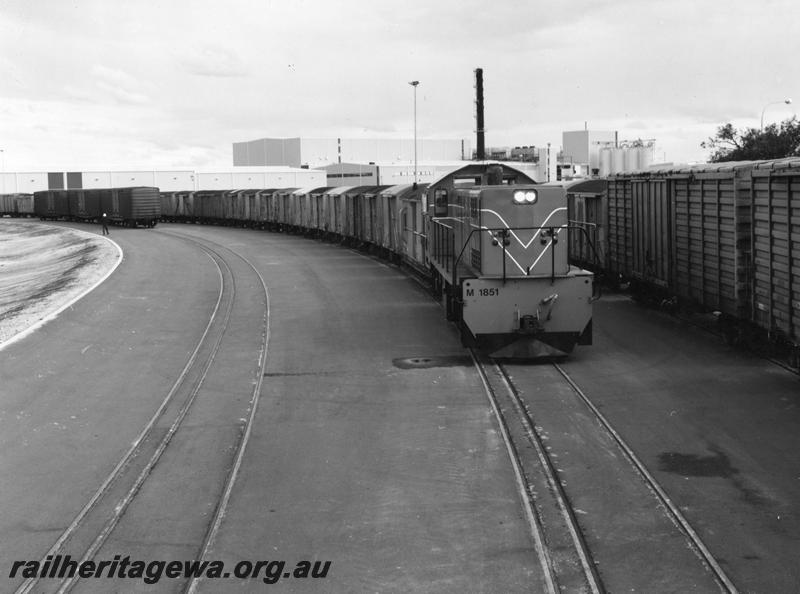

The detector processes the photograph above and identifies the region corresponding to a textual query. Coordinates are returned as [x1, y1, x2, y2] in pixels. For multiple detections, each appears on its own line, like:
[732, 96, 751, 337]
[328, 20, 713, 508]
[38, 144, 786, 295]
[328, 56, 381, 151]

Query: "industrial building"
[561, 130, 655, 177]
[323, 161, 478, 186]
[232, 137, 470, 168]
[0, 167, 325, 193]
[0, 129, 658, 194]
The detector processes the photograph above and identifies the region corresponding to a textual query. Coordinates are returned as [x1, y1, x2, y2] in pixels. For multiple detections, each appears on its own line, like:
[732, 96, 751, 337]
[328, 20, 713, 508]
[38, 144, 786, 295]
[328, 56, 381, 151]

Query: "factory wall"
[233, 137, 470, 168]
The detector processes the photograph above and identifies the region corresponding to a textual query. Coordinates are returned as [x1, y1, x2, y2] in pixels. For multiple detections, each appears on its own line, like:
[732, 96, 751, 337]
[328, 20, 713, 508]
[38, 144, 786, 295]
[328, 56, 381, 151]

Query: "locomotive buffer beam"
[462, 274, 592, 360]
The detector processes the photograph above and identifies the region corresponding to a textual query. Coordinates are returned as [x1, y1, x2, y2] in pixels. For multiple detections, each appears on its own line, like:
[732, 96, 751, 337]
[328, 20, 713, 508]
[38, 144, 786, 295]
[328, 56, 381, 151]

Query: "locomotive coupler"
[519, 315, 543, 334]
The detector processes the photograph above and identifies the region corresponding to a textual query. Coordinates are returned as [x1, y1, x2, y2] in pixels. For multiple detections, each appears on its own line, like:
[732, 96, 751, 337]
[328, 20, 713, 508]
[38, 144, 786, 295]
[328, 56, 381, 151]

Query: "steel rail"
[180, 235, 271, 594]
[15, 245, 229, 594]
[468, 350, 559, 594]
[490, 357, 604, 594]
[54, 242, 239, 594]
[552, 362, 739, 594]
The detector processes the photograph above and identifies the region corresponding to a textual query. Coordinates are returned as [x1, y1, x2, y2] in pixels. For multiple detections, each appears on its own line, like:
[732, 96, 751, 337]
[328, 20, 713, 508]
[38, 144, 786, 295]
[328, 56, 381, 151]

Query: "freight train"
[157, 162, 597, 359]
[32, 187, 161, 228]
[11, 157, 797, 366]
[567, 157, 800, 369]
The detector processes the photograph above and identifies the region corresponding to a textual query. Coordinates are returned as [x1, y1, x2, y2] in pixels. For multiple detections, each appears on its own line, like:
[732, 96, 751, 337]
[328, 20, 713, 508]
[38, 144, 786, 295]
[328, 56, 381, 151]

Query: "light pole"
[761, 98, 792, 130]
[409, 80, 419, 184]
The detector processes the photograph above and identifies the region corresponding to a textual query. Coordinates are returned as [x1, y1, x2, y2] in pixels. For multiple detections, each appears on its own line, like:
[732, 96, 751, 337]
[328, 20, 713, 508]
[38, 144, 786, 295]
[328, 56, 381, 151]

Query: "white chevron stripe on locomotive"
[479, 207, 566, 274]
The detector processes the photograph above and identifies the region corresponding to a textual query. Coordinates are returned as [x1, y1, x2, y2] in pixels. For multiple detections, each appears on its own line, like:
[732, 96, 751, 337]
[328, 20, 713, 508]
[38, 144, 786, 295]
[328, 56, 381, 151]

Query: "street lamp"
[761, 98, 792, 130]
[409, 81, 419, 184]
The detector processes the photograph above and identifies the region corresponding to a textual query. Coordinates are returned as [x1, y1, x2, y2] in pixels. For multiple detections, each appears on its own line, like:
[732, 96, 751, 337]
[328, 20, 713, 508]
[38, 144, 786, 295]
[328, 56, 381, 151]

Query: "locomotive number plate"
[466, 287, 500, 298]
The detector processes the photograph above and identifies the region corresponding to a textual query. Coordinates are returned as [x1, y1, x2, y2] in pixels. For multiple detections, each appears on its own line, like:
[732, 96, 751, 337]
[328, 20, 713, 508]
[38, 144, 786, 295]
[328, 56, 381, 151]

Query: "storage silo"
[600, 148, 613, 177]
[611, 148, 625, 173]
[624, 148, 639, 172]
[637, 146, 654, 170]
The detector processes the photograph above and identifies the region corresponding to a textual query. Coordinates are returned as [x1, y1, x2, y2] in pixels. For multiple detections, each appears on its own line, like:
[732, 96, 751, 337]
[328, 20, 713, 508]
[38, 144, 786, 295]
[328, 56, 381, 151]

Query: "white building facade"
[233, 137, 471, 168]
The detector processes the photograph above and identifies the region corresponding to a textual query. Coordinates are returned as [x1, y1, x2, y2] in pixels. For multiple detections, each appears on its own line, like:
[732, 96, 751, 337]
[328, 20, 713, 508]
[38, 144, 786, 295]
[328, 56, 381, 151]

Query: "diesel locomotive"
[427, 168, 594, 358]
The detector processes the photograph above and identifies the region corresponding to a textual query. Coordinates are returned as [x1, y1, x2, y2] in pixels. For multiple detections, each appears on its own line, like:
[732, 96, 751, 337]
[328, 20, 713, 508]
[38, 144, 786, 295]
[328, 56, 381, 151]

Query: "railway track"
[471, 351, 740, 593]
[15, 233, 271, 594]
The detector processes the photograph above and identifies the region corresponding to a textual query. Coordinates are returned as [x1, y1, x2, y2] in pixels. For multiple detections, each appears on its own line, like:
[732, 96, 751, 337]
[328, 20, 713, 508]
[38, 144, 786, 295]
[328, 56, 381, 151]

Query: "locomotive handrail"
[430, 217, 456, 229]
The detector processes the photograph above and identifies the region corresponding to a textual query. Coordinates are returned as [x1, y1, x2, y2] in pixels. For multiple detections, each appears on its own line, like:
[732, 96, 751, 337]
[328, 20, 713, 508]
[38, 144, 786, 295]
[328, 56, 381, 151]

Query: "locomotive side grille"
[471, 247, 481, 271]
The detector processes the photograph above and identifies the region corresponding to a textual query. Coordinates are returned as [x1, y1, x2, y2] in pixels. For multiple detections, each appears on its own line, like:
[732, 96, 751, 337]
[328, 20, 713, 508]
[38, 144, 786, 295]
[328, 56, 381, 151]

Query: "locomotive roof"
[426, 161, 535, 189]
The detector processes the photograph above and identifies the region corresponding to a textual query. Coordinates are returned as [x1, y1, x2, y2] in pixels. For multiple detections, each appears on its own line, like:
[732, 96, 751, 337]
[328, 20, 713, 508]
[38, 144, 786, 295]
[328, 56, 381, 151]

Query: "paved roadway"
[1, 223, 542, 593]
[555, 295, 800, 593]
[2, 222, 799, 593]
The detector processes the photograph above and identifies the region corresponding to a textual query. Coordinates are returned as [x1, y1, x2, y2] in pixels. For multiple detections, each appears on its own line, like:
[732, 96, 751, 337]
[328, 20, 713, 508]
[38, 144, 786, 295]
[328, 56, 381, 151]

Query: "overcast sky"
[1, 0, 797, 171]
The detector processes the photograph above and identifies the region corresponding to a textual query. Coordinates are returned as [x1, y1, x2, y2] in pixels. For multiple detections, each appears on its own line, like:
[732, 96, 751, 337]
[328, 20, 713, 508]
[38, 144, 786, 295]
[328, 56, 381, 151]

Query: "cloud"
[181, 45, 248, 78]
[0, 0, 798, 170]
[91, 65, 151, 104]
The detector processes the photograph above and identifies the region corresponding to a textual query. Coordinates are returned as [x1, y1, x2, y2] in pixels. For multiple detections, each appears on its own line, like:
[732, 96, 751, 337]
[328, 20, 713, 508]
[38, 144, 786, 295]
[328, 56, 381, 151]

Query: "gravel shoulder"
[0, 220, 121, 349]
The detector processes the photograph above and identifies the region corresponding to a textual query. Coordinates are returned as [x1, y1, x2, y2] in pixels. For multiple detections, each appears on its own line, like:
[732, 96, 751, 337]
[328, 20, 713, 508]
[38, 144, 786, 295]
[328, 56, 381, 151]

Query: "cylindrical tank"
[600, 149, 612, 177]
[624, 148, 639, 172]
[610, 148, 625, 174]
[637, 146, 654, 170]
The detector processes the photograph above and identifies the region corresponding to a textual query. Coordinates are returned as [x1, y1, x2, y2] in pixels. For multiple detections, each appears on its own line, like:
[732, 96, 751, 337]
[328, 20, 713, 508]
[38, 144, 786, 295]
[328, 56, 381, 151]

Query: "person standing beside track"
[101, 212, 109, 235]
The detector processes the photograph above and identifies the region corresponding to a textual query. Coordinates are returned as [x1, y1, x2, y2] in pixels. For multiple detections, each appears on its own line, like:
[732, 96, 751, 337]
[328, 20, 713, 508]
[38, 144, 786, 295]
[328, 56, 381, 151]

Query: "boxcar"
[0, 193, 33, 217]
[375, 184, 426, 262]
[668, 163, 753, 319]
[606, 172, 673, 289]
[15, 194, 34, 216]
[750, 159, 800, 346]
[194, 190, 225, 224]
[105, 186, 160, 227]
[160, 191, 181, 222]
[566, 179, 607, 271]
[34, 190, 70, 219]
[322, 186, 353, 239]
[67, 189, 102, 221]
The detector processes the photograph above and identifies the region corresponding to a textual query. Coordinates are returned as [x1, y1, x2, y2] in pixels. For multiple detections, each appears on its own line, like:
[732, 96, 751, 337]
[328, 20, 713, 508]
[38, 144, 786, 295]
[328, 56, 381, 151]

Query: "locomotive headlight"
[513, 190, 538, 204]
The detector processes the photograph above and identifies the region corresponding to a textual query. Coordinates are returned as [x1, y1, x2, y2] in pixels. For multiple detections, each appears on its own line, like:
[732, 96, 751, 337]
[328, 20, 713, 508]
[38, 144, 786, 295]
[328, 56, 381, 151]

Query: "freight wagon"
[588, 158, 800, 368]
[750, 159, 800, 355]
[33, 187, 160, 227]
[0, 193, 34, 217]
[566, 179, 607, 271]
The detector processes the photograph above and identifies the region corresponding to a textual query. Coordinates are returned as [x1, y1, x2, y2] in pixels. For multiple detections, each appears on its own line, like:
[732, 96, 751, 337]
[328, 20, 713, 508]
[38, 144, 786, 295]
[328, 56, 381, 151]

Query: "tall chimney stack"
[475, 68, 485, 160]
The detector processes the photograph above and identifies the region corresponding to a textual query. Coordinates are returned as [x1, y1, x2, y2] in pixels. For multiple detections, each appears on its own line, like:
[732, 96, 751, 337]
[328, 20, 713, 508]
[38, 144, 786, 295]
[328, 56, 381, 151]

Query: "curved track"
[15, 232, 271, 594]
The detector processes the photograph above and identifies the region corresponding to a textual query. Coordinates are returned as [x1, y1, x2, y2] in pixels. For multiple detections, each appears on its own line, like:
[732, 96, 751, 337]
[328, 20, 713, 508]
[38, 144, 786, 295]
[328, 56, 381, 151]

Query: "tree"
[701, 117, 800, 162]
